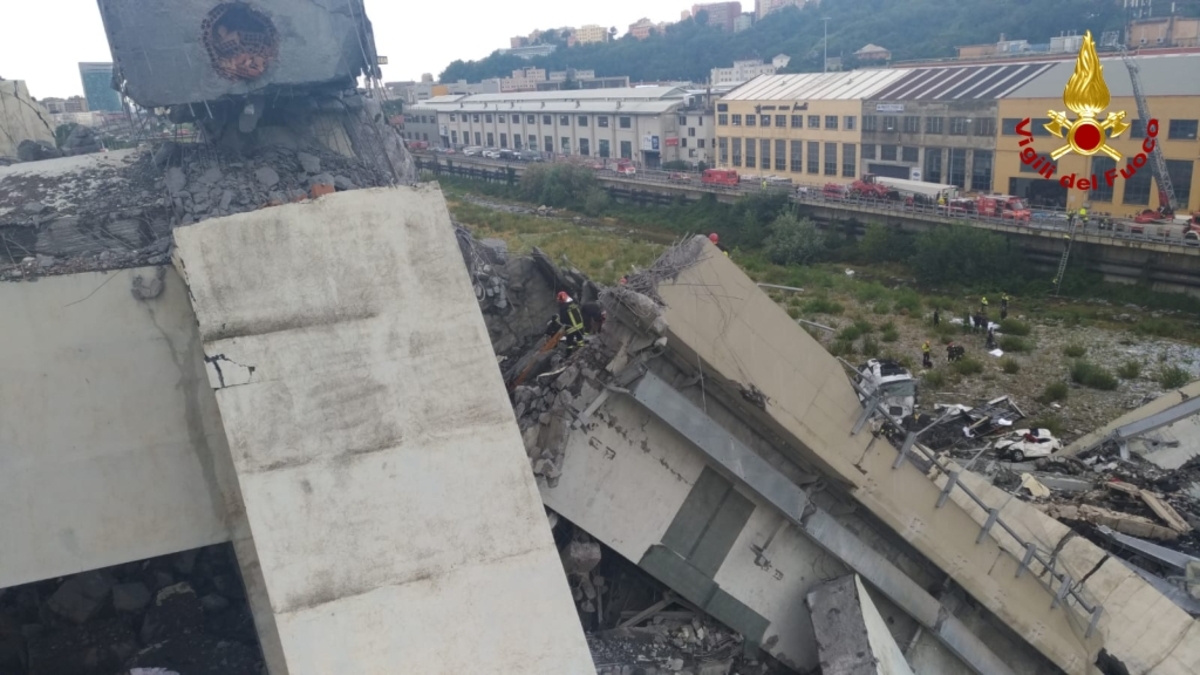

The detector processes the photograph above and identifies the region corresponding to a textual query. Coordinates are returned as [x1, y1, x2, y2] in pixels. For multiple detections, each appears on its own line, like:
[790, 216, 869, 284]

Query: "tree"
[519, 164, 597, 209]
[764, 211, 825, 265]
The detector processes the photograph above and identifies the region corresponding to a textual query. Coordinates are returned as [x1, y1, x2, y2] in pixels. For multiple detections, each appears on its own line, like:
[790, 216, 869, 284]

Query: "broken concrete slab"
[1039, 503, 1181, 540]
[806, 575, 915, 675]
[172, 185, 595, 673]
[96, 0, 382, 109]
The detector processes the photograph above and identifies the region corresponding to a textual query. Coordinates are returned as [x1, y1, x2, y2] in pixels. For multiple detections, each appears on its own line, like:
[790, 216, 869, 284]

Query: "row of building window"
[717, 138, 858, 177]
[447, 113, 635, 128]
[1001, 118, 1199, 140]
[717, 114, 857, 131]
[448, 129, 637, 157]
[714, 138, 995, 189]
[1018, 155, 1196, 205]
[862, 115, 995, 136]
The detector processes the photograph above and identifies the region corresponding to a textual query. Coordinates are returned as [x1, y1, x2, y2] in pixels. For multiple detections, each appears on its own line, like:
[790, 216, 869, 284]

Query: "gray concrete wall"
[0, 80, 55, 159]
[0, 267, 238, 589]
[173, 185, 595, 674]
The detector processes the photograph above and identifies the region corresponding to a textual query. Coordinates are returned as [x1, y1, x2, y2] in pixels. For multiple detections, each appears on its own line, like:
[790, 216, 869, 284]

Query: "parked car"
[517, 150, 544, 162]
[498, 149, 517, 161]
[993, 428, 1063, 462]
[482, 149, 501, 159]
[462, 146, 483, 157]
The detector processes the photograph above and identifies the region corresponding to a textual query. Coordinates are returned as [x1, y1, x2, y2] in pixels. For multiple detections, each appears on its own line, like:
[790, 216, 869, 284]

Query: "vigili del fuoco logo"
[1016, 30, 1160, 192]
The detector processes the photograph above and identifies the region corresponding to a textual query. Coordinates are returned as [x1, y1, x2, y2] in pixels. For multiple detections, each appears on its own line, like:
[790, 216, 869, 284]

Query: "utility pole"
[822, 17, 831, 72]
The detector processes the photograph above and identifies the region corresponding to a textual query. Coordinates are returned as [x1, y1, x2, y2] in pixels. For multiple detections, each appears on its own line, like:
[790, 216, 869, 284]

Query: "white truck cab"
[857, 359, 918, 420]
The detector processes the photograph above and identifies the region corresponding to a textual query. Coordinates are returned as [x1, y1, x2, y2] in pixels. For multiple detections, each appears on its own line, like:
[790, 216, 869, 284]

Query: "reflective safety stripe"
[566, 305, 584, 333]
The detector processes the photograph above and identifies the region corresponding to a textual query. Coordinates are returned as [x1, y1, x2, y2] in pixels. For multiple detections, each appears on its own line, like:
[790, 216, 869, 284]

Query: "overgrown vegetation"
[440, 2, 1126, 83]
[764, 212, 824, 266]
[952, 357, 984, 376]
[999, 319, 1032, 336]
[1027, 414, 1066, 437]
[1036, 382, 1070, 404]
[1001, 358, 1021, 374]
[1070, 361, 1119, 391]
[923, 369, 948, 388]
[1158, 366, 1192, 389]
[999, 336, 1031, 353]
[1117, 360, 1143, 380]
[1063, 344, 1087, 358]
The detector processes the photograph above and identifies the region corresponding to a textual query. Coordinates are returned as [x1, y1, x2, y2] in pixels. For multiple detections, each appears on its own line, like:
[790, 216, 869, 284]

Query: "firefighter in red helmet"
[708, 233, 729, 257]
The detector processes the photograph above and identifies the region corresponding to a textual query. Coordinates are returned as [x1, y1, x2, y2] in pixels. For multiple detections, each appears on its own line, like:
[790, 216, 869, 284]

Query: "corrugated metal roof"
[433, 86, 686, 104]
[417, 100, 683, 115]
[1000, 53, 1200, 99]
[720, 70, 909, 101]
[871, 62, 1057, 101]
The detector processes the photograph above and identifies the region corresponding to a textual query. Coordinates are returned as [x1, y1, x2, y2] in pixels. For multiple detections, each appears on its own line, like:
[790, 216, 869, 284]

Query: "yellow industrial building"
[716, 52, 1200, 218]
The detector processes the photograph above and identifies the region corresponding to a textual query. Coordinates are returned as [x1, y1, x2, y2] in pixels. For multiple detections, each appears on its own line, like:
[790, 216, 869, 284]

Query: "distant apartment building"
[498, 44, 559, 60]
[500, 68, 548, 93]
[710, 55, 790, 85]
[691, 2, 742, 32]
[78, 62, 123, 113]
[39, 97, 67, 114]
[65, 96, 89, 113]
[386, 79, 500, 104]
[756, 0, 806, 19]
[1128, 16, 1200, 48]
[629, 18, 657, 40]
[733, 13, 754, 32]
[573, 25, 611, 45]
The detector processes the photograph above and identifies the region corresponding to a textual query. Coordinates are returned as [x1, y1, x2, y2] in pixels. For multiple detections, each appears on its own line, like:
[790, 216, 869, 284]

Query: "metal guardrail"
[837, 357, 1105, 639]
[417, 152, 1200, 254]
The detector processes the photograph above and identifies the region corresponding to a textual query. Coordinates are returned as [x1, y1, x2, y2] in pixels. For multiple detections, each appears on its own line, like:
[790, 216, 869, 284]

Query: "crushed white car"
[994, 428, 1063, 462]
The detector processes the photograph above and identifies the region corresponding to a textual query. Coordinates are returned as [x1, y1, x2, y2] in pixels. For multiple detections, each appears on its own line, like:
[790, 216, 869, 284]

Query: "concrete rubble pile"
[914, 387, 1200, 618]
[0, 545, 262, 675]
[458, 229, 786, 674]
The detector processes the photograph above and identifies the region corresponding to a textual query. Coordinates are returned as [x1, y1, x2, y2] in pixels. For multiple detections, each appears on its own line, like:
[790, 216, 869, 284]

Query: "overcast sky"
[2, 0, 691, 100]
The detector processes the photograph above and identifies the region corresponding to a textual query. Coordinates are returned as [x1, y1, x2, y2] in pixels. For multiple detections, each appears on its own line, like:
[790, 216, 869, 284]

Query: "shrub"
[764, 212, 825, 266]
[852, 318, 874, 335]
[1117, 360, 1142, 379]
[1027, 415, 1066, 437]
[1135, 318, 1185, 340]
[952, 357, 984, 376]
[787, 306, 802, 319]
[804, 297, 845, 315]
[858, 224, 914, 264]
[873, 301, 891, 315]
[519, 164, 597, 209]
[1062, 343, 1087, 358]
[1001, 358, 1021, 374]
[923, 369, 947, 388]
[1070, 361, 1119, 390]
[1000, 336, 1031, 353]
[582, 188, 611, 216]
[999, 319, 1032, 336]
[934, 323, 960, 340]
[1036, 381, 1070, 404]
[830, 338, 857, 356]
[881, 324, 900, 343]
[892, 289, 922, 315]
[1159, 366, 1191, 389]
[861, 336, 881, 358]
[838, 325, 864, 341]
[909, 225, 1031, 287]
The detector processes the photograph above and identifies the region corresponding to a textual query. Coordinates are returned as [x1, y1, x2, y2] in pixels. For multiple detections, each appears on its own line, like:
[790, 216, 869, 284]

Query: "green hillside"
[440, 1, 1130, 84]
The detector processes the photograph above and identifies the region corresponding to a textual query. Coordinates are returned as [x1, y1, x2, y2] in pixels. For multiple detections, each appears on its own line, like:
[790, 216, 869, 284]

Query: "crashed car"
[994, 428, 1063, 462]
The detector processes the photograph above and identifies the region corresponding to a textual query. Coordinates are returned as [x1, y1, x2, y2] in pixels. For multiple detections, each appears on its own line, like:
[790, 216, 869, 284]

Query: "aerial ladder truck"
[1054, 48, 1194, 294]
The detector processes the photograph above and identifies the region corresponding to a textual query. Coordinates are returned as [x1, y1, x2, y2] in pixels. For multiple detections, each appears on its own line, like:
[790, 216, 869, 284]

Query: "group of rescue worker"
[922, 293, 1010, 368]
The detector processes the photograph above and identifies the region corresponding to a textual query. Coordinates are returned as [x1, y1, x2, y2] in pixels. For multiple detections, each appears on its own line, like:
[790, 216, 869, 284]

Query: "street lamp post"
[822, 17, 831, 72]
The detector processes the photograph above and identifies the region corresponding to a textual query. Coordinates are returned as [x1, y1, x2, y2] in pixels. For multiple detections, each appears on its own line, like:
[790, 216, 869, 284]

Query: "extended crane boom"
[1121, 49, 1176, 219]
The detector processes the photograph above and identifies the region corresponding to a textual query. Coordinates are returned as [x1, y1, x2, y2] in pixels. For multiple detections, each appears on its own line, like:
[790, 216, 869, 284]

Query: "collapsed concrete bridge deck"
[4, 176, 1200, 674]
